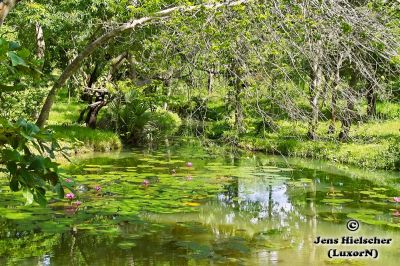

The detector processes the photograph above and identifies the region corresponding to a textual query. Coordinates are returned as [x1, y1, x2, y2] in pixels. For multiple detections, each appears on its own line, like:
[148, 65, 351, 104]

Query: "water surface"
[0, 144, 399, 265]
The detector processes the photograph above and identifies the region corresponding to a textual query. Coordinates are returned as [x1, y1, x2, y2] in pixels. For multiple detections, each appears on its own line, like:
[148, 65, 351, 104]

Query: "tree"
[32, 0, 251, 127]
[0, 37, 72, 205]
[0, 0, 20, 26]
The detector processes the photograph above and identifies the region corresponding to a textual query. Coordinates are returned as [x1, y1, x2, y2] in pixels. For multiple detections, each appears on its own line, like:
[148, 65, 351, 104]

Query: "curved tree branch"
[36, 0, 251, 127]
[0, 0, 20, 26]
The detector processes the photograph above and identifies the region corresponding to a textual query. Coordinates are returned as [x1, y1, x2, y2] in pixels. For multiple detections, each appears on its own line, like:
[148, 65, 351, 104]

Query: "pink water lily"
[65, 178, 72, 183]
[95, 186, 101, 192]
[142, 179, 150, 186]
[186, 162, 193, 167]
[74, 201, 82, 207]
[65, 193, 75, 200]
[393, 197, 400, 203]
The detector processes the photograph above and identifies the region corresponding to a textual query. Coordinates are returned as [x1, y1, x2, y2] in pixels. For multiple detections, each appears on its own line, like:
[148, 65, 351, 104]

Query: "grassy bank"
[49, 125, 121, 152]
[47, 92, 398, 170]
[237, 120, 400, 170]
[47, 98, 122, 153]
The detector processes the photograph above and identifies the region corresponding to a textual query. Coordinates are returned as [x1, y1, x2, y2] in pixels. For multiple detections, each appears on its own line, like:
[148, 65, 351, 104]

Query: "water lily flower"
[74, 201, 82, 207]
[186, 162, 193, 167]
[393, 197, 400, 203]
[95, 186, 101, 192]
[65, 193, 75, 200]
[65, 178, 72, 183]
[142, 179, 150, 186]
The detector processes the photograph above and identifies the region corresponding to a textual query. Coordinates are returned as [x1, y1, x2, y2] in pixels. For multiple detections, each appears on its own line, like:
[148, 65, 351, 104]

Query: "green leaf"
[34, 189, 47, 207]
[7, 51, 28, 66]
[341, 22, 352, 33]
[54, 183, 65, 198]
[10, 177, 19, 191]
[23, 189, 34, 205]
[16, 119, 40, 141]
[8, 41, 20, 50]
[2, 149, 21, 162]
[28, 156, 45, 172]
[0, 38, 9, 55]
[17, 48, 30, 58]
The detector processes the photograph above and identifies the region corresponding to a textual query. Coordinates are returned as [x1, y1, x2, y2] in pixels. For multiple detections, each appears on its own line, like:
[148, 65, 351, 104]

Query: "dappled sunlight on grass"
[49, 125, 122, 152]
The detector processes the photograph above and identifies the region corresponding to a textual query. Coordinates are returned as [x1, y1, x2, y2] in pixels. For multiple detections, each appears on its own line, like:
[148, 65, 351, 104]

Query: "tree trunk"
[87, 61, 104, 89]
[327, 89, 337, 134]
[321, 77, 329, 108]
[0, 0, 19, 26]
[35, 0, 249, 127]
[234, 77, 245, 134]
[328, 54, 343, 134]
[307, 63, 322, 140]
[78, 106, 89, 123]
[207, 70, 213, 95]
[339, 98, 354, 141]
[35, 16, 153, 127]
[163, 79, 171, 110]
[107, 52, 128, 81]
[339, 74, 357, 141]
[366, 81, 376, 117]
[35, 22, 45, 61]
[86, 101, 107, 129]
[127, 53, 138, 81]
[307, 39, 323, 140]
[29, 22, 45, 121]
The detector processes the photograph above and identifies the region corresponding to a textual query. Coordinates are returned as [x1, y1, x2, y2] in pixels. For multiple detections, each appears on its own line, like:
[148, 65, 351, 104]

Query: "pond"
[0, 143, 399, 265]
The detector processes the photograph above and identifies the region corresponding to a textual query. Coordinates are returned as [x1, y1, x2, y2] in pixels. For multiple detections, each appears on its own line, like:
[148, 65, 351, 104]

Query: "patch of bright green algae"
[0, 151, 242, 235]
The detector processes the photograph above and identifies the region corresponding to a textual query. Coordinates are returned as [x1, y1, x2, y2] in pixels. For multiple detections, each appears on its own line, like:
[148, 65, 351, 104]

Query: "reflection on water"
[0, 144, 399, 265]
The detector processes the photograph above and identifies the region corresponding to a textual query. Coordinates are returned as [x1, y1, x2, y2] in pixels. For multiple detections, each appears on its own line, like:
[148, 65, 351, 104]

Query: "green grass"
[237, 119, 400, 170]
[49, 125, 122, 152]
[376, 101, 400, 119]
[47, 96, 122, 153]
[48, 101, 86, 125]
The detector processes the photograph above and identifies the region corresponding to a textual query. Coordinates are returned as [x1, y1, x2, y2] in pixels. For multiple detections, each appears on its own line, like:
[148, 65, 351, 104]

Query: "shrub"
[100, 89, 182, 144]
[144, 109, 182, 141]
[376, 102, 400, 119]
[206, 121, 231, 139]
[0, 119, 73, 206]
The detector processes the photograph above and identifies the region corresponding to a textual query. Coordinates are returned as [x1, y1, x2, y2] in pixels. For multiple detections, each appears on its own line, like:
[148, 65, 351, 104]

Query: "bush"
[0, 119, 73, 206]
[144, 109, 182, 141]
[376, 102, 400, 119]
[206, 121, 231, 139]
[100, 89, 182, 144]
[388, 140, 400, 170]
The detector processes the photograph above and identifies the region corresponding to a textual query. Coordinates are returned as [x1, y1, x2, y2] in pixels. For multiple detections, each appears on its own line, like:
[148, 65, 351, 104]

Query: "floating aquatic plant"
[65, 193, 75, 200]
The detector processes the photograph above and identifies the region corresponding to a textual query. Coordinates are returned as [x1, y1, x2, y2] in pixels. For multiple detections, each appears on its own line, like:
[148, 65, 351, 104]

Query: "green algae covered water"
[0, 143, 399, 265]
